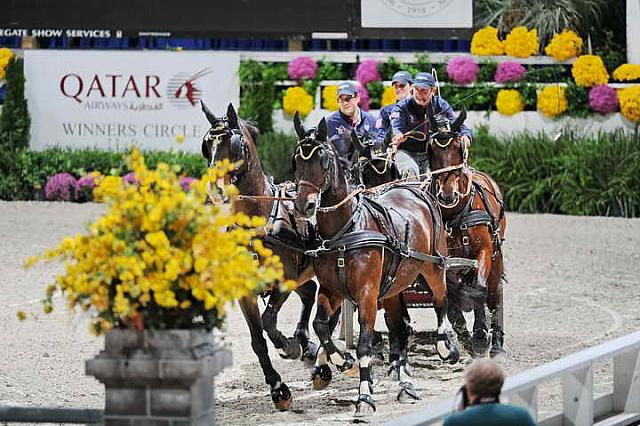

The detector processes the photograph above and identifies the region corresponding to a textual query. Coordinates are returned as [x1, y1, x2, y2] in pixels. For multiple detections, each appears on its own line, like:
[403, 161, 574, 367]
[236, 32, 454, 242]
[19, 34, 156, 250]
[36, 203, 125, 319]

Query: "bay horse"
[291, 114, 460, 416]
[201, 102, 334, 410]
[427, 110, 507, 358]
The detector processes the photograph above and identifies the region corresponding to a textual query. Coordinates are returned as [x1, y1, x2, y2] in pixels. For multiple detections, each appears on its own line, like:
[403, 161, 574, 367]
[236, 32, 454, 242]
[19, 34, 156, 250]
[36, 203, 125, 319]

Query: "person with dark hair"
[444, 359, 536, 426]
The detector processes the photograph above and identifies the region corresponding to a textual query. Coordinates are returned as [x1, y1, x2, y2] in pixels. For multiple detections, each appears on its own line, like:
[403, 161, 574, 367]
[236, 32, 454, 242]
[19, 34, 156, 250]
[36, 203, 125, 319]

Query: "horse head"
[351, 129, 399, 188]
[201, 101, 257, 183]
[291, 113, 335, 220]
[427, 109, 470, 208]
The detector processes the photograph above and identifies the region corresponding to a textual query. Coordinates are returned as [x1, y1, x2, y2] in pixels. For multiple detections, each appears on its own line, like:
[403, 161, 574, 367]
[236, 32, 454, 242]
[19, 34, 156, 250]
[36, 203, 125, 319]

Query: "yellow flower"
[282, 86, 314, 118]
[537, 85, 568, 117]
[496, 89, 524, 115]
[25, 148, 287, 335]
[381, 85, 397, 107]
[612, 64, 640, 82]
[93, 176, 123, 202]
[504, 27, 538, 58]
[322, 85, 339, 111]
[544, 30, 583, 61]
[175, 134, 185, 144]
[471, 26, 504, 56]
[572, 55, 609, 87]
[617, 85, 640, 123]
[17, 310, 27, 321]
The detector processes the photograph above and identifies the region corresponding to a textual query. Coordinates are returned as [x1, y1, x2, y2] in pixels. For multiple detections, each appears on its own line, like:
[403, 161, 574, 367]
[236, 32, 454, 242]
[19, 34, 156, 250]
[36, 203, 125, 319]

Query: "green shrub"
[256, 131, 298, 183]
[0, 57, 31, 150]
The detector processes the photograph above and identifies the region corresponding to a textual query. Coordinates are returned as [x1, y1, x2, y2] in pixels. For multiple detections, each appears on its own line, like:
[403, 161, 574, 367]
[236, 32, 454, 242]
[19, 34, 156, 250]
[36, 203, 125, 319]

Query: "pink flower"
[122, 172, 139, 185]
[589, 85, 618, 114]
[446, 56, 479, 85]
[179, 176, 197, 191]
[45, 173, 78, 202]
[355, 60, 381, 87]
[288, 56, 318, 80]
[357, 84, 370, 111]
[495, 61, 527, 83]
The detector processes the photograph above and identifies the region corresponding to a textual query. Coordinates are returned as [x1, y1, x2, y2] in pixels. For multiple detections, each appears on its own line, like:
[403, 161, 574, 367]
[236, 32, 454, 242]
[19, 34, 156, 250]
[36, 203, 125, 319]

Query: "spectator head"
[464, 359, 505, 403]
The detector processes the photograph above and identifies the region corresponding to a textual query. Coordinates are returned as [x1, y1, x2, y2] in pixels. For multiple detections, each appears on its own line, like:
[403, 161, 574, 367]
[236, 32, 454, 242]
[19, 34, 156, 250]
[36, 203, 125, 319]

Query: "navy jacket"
[327, 109, 377, 159]
[390, 96, 472, 153]
[444, 403, 536, 426]
[375, 103, 395, 140]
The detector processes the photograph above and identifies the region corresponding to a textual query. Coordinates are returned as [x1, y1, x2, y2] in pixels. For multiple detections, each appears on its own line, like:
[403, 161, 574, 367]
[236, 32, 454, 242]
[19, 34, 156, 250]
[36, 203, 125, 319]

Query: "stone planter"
[86, 329, 232, 426]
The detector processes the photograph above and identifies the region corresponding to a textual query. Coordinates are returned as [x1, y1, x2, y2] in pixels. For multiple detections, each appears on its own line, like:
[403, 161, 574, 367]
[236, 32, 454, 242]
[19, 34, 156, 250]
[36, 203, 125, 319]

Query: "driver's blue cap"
[337, 82, 358, 96]
[413, 72, 436, 89]
[391, 71, 412, 85]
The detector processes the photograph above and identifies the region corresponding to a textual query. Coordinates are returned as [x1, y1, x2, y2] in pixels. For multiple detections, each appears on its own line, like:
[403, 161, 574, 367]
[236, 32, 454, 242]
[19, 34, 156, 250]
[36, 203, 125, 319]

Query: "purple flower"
[589, 85, 619, 114]
[45, 173, 79, 202]
[357, 84, 370, 111]
[355, 60, 381, 87]
[495, 61, 527, 83]
[77, 174, 99, 202]
[179, 176, 197, 191]
[446, 57, 480, 85]
[122, 172, 139, 185]
[288, 56, 318, 80]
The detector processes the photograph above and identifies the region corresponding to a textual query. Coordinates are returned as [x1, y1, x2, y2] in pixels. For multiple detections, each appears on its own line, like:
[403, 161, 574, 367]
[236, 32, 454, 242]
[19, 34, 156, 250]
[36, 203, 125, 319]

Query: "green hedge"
[2, 130, 639, 217]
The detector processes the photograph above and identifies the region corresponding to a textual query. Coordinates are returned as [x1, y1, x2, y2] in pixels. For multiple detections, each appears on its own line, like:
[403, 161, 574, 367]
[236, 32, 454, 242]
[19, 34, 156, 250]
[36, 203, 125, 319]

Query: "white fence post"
[508, 387, 538, 422]
[613, 347, 640, 413]
[562, 365, 594, 426]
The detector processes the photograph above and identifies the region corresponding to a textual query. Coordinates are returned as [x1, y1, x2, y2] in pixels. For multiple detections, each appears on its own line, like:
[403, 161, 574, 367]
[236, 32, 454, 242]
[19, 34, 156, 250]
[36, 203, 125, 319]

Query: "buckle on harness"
[337, 246, 346, 268]
[462, 236, 470, 245]
[337, 257, 345, 268]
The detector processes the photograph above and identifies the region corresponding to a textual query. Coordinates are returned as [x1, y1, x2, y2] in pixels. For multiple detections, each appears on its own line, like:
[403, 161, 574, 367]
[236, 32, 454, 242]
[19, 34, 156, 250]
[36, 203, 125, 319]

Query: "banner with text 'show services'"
[25, 50, 240, 152]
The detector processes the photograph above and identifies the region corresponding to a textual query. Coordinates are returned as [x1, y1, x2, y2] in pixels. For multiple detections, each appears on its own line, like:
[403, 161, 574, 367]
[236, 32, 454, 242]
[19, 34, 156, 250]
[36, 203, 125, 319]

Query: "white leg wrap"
[315, 347, 328, 367]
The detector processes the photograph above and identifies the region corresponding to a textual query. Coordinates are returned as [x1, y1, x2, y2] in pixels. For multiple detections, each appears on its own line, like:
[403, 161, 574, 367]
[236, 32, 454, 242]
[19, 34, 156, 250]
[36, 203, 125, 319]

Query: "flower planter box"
[86, 329, 231, 426]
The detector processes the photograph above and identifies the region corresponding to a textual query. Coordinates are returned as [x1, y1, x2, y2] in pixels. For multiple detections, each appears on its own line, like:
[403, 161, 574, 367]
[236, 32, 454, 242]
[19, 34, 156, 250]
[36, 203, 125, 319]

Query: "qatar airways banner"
[24, 50, 240, 152]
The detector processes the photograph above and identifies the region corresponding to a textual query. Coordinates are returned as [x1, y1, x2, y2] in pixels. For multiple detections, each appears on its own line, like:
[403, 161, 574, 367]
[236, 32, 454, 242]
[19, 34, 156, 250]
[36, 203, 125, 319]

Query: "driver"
[390, 72, 472, 179]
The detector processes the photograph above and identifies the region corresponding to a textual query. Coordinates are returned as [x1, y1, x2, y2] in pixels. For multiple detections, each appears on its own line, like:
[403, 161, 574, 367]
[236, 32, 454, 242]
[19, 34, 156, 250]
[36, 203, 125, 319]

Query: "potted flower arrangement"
[24, 149, 288, 425]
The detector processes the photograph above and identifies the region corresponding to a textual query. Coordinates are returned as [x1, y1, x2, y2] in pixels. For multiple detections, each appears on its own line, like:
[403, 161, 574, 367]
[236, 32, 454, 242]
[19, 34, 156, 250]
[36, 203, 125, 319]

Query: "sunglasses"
[338, 95, 356, 103]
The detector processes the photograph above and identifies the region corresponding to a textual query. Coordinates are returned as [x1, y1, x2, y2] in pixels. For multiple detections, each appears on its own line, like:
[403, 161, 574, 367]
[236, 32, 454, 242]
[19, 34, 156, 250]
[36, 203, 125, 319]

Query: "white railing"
[385, 331, 640, 426]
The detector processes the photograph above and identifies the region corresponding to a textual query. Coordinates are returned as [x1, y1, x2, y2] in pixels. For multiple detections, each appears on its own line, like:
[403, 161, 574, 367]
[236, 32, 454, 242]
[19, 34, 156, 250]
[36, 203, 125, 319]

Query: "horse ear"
[317, 117, 328, 142]
[384, 129, 393, 147]
[200, 100, 216, 125]
[351, 129, 369, 158]
[293, 112, 305, 139]
[226, 103, 239, 129]
[452, 107, 467, 133]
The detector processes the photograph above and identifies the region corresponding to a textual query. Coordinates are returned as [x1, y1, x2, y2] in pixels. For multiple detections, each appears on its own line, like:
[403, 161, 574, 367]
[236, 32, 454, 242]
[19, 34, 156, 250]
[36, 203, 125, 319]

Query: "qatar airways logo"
[58, 67, 212, 111]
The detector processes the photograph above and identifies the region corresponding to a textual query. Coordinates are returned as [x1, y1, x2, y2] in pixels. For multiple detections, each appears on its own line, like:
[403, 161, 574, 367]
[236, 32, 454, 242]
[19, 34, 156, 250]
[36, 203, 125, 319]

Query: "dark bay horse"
[201, 102, 325, 410]
[291, 114, 459, 416]
[427, 110, 507, 358]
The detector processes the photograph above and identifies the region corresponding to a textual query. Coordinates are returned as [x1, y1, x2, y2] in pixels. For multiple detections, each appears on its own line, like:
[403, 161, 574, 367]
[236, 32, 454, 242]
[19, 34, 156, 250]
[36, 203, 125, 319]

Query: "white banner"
[24, 50, 240, 152]
[361, 0, 472, 28]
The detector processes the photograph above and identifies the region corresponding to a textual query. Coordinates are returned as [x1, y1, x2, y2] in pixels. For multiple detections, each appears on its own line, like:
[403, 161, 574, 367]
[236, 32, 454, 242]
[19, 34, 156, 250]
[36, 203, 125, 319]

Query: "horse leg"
[471, 250, 493, 357]
[354, 289, 379, 417]
[487, 252, 506, 358]
[293, 279, 319, 362]
[261, 287, 302, 360]
[424, 265, 460, 364]
[238, 296, 292, 411]
[383, 295, 419, 404]
[311, 291, 356, 390]
[446, 276, 472, 352]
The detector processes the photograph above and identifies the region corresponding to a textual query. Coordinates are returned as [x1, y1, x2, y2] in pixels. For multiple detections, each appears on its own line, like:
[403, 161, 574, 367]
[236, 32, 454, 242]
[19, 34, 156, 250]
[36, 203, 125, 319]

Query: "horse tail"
[446, 274, 485, 313]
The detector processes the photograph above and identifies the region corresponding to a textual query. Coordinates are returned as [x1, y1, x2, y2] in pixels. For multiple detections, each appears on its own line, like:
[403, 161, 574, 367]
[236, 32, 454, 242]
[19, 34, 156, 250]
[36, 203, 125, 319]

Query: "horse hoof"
[279, 340, 302, 360]
[490, 346, 507, 361]
[302, 341, 319, 364]
[354, 394, 376, 417]
[337, 352, 358, 376]
[457, 331, 473, 352]
[446, 344, 460, 364]
[471, 331, 490, 357]
[271, 383, 292, 411]
[397, 382, 420, 403]
[311, 365, 332, 390]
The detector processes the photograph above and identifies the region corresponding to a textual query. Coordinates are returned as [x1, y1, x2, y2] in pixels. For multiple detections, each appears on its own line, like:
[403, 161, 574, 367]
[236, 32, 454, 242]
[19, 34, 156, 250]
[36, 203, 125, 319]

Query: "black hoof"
[278, 339, 302, 360]
[471, 330, 490, 357]
[337, 351, 356, 373]
[271, 383, 292, 411]
[446, 343, 460, 364]
[397, 382, 420, 403]
[456, 330, 473, 352]
[490, 345, 507, 360]
[311, 364, 332, 390]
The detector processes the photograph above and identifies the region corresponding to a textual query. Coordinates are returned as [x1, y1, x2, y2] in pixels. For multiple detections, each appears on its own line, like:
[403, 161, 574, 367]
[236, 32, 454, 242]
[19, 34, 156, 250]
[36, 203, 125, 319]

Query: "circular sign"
[382, 0, 454, 17]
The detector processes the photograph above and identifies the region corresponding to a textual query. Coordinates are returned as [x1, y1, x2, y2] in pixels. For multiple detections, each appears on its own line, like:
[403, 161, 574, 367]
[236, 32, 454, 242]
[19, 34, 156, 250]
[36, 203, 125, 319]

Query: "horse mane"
[239, 119, 260, 145]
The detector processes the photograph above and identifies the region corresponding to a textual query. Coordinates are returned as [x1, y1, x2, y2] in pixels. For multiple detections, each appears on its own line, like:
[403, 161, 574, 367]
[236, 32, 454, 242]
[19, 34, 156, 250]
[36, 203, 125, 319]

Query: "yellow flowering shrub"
[381, 85, 397, 107]
[470, 26, 504, 56]
[572, 55, 609, 87]
[617, 85, 640, 122]
[322, 85, 339, 111]
[283, 86, 314, 117]
[504, 27, 539, 58]
[537, 85, 568, 117]
[544, 30, 583, 61]
[24, 149, 287, 335]
[0, 47, 14, 80]
[495, 89, 524, 115]
[612, 64, 640, 82]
